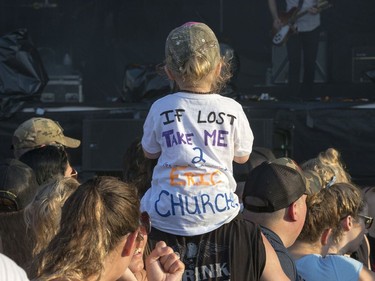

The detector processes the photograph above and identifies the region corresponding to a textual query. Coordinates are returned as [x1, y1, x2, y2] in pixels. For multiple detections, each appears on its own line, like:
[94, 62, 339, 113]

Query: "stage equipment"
[352, 47, 375, 83]
[271, 32, 328, 84]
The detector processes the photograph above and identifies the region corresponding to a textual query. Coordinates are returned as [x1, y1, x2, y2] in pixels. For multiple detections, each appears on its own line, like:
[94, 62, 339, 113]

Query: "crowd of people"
[1, 21, 375, 281]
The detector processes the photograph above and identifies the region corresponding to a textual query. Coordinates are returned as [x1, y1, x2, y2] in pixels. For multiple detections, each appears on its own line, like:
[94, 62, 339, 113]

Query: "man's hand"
[146, 241, 185, 281]
[273, 18, 283, 30]
[308, 7, 320, 14]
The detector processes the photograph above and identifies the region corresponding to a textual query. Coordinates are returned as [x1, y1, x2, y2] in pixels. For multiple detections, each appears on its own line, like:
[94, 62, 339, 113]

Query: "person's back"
[149, 214, 266, 280]
[296, 254, 362, 281]
[140, 22, 293, 281]
[141, 22, 253, 236]
[242, 157, 309, 281]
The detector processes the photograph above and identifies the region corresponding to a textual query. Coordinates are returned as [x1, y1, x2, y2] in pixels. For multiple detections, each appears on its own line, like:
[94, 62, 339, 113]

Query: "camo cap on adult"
[12, 117, 80, 158]
[243, 157, 312, 213]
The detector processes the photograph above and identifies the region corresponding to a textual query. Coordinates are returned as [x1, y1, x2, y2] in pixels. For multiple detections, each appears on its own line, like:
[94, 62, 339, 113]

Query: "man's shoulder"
[215, 216, 263, 243]
[260, 226, 284, 246]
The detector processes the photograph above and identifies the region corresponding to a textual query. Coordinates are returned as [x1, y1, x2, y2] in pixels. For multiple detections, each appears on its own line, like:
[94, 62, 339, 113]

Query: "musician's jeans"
[286, 27, 320, 96]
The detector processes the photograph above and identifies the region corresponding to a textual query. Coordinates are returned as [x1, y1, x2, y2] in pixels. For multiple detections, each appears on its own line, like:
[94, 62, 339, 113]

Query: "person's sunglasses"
[0, 190, 19, 212]
[358, 214, 374, 229]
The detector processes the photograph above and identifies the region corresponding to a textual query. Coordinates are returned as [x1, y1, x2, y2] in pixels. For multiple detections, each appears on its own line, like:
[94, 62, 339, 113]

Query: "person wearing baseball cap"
[242, 157, 312, 281]
[12, 117, 80, 159]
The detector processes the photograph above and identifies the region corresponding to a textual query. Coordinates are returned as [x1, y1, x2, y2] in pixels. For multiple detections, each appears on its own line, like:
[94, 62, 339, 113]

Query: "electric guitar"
[272, 0, 332, 46]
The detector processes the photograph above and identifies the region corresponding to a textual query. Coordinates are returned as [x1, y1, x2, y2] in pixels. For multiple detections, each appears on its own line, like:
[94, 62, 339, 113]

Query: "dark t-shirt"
[148, 215, 266, 281]
[261, 226, 300, 281]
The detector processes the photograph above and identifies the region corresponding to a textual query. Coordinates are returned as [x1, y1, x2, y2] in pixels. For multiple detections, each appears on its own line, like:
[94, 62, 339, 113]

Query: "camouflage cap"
[12, 117, 80, 158]
[304, 169, 324, 194]
[165, 22, 220, 74]
[243, 157, 308, 213]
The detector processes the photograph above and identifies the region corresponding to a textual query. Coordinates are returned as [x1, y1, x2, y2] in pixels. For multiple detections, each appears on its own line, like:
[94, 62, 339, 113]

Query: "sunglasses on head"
[358, 214, 374, 229]
[0, 190, 19, 212]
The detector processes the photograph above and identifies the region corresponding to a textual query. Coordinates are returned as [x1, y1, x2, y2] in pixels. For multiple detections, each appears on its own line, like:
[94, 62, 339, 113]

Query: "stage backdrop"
[1, 0, 375, 102]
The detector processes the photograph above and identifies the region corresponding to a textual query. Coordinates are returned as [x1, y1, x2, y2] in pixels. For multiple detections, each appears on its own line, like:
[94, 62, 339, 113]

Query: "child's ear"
[164, 65, 175, 80]
[122, 231, 138, 257]
[214, 62, 222, 77]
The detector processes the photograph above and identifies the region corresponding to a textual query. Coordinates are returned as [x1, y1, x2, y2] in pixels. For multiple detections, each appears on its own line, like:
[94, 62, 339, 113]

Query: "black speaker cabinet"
[82, 119, 144, 171]
[232, 118, 274, 182]
[271, 34, 328, 84]
[250, 118, 274, 149]
[352, 47, 375, 83]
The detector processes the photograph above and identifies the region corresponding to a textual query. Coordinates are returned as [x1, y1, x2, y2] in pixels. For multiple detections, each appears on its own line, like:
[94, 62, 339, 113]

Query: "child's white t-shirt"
[141, 92, 253, 235]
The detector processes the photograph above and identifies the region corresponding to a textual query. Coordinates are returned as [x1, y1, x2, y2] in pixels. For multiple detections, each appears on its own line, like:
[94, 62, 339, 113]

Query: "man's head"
[12, 117, 80, 158]
[243, 157, 310, 212]
[242, 157, 310, 246]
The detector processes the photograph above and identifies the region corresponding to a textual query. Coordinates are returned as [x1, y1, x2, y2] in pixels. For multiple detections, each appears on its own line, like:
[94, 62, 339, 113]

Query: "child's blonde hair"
[165, 22, 232, 93]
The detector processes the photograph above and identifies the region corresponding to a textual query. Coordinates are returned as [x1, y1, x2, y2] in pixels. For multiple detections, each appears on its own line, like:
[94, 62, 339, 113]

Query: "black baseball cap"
[243, 157, 309, 213]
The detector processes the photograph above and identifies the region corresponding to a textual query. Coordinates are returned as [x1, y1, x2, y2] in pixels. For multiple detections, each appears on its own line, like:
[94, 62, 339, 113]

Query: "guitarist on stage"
[268, 0, 321, 98]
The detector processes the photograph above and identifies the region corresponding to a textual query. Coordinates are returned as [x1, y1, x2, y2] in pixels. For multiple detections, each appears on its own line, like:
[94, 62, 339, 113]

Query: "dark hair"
[19, 145, 69, 185]
[0, 158, 38, 212]
[123, 138, 156, 198]
[0, 158, 39, 273]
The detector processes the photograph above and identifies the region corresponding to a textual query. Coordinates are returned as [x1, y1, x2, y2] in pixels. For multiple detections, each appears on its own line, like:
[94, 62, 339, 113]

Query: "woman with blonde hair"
[30, 176, 184, 281]
[24, 177, 80, 256]
[301, 147, 372, 268]
[301, 147, 351, 187]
